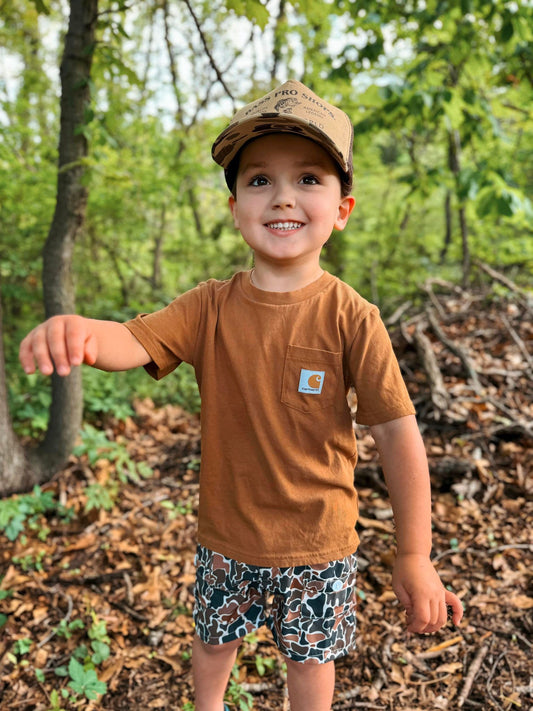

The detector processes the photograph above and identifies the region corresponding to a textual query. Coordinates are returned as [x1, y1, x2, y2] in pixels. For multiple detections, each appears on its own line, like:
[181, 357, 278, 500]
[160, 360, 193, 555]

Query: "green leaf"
[91, 640, 110, 664]
[5, 515, 25, 542]
[13, 637, 32, 655]
[30, 0, 50, 14]
[68, 657, 85, 684]
[226, 0, 269, 28]
[499, 20, 514, 43]
[67, 664, 107, 700]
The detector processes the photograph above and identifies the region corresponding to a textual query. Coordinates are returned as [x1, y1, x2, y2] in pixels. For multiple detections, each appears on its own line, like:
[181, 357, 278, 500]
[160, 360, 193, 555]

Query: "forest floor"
[1, 281, 532, 711]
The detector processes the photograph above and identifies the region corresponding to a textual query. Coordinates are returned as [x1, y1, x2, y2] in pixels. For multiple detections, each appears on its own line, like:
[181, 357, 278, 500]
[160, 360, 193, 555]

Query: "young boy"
[20, 80, 463, 711]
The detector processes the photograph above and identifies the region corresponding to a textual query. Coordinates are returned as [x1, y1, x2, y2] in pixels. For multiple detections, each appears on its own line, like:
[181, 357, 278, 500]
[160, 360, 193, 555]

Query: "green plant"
[88, 611, 111, 664]
[74, 424, 152, 482]
[0, 587, 11, 628]
[8, 372, 52, 436]
[225, 664, 254, 711]
[52, 613, 110, 702]
[254, 654, 276, 677]
[0, 485, 74, 542]
[13, 637, 32, 656]
[82, 368, 135, 421]
[160, 498, 194, 519]
[67, 657, 107, 700]
[47, 689, 67, 711]
[84, 481, 119, 512]
[12, 550, 46, 572]
[54, 618, 85, 640]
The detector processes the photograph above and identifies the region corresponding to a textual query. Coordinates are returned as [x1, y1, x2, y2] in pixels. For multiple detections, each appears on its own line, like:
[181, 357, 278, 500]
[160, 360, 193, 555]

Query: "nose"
[272, 180, 296, 209]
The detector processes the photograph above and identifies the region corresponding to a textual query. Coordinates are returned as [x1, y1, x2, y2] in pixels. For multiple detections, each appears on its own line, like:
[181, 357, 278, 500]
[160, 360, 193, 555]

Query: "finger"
[394, 583, 415, 627]
[425, 598, 447, 633]
[407, 596, 431, 633]
[19, 333, 37, 374]
[437, 598, 448, 630]
[27, 326, 56, 376]
[393, 581, 412, 614]
[46, 318, 71, 376]
[445, 591, 464, 626]
[83, 333, 98, 366]
[65, 317, 89, 367]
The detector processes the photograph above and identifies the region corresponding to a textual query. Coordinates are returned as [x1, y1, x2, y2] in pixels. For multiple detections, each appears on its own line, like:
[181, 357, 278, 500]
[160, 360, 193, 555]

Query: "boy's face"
[228, 134, 355, 271]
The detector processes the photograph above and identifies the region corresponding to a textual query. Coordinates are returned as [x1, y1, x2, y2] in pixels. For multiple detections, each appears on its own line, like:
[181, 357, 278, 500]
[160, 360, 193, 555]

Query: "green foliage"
[47, 689, 67, 711]
[12, 550, 46, 572]
[51, 613, 110, 703]
[0, 588, 12, 627]
[74, 424, 152, 483]
[54, 618, 85, 640]
[8, 373, 52, 437]
[0, 486, 73, 542]
[254, 654, 276, 677]
[13, 637, 32, 656]
[67, 657, 107, 701]
[83, 481, 118, 513]
[161, 498, 194, 519]
[2, 0, 532, 455]
[73, 424, 151, 513]
[226, 0, 269, 28]
[225, 664, 254, 710]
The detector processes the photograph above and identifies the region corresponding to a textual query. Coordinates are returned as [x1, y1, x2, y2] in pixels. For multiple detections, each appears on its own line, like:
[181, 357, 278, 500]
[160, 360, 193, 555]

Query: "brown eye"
[301, 174, 319, 185]
[249, 175, 269, 186]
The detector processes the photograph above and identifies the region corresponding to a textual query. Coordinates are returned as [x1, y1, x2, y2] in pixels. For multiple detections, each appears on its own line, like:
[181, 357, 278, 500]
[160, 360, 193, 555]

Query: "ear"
[228, 195, 239, 229]
[334, 195, 356, 231]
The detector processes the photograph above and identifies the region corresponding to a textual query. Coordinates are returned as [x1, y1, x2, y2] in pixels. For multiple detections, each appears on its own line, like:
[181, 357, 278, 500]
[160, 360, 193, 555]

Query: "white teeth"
[267, 222, 302, 230]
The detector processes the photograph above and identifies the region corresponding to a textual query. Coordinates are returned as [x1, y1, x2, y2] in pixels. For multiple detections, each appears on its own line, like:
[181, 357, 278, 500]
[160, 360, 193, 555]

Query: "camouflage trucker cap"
[211, 80, 354, 192]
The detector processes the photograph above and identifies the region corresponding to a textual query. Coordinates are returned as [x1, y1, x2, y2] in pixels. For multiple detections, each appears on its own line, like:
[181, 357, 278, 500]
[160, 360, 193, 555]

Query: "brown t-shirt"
[124, 271, 415, 566]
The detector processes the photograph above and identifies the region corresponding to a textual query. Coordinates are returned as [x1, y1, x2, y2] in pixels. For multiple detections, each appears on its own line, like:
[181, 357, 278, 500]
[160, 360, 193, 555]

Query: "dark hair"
[225, 143, 353, 198]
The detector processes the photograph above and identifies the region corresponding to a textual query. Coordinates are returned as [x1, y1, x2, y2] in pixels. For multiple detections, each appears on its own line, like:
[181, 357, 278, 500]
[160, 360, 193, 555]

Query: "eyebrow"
[240, 159, 331, 171]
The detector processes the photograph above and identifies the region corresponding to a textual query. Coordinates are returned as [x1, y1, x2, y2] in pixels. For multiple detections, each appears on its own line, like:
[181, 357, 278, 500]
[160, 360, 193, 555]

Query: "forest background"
[0, 1, 532, 709]
[1, 0, 531, 458]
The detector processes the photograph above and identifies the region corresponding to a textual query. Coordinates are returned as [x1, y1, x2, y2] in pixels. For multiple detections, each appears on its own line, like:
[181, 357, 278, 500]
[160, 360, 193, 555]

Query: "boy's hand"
[19, 315, 98, 377]
[392, 553, 463, 633]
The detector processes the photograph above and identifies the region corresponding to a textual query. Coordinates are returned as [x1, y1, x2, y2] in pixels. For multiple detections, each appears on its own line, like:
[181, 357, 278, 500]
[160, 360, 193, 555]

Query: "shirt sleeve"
[123, 284, 205, 380]
[348, 306, 415, 426]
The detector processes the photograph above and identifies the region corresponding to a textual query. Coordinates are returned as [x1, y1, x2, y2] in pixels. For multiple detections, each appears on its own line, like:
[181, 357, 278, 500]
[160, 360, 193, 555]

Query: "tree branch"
[181, 0, 235, 104]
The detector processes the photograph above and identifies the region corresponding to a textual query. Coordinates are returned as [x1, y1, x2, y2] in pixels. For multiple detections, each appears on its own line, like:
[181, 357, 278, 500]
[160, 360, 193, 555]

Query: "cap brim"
[212, 115, 351, 180]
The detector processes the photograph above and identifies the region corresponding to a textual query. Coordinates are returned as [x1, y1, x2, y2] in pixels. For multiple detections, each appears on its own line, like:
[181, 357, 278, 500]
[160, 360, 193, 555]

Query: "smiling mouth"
[266, 221, 304, 230]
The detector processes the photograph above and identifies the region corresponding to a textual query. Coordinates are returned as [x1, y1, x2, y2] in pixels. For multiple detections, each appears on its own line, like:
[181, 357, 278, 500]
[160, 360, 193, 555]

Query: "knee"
[284, 656, 317, 672]
[194, 634, 242, 657]
[285, 656, 334, 675]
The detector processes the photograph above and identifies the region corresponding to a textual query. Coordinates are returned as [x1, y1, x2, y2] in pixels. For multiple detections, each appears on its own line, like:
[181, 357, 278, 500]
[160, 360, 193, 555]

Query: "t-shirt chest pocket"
[281, 345, 343, 413]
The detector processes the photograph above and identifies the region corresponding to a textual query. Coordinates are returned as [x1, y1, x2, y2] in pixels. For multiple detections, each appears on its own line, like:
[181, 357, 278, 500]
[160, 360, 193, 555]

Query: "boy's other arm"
[19, 315, 151, 376]
[370, 414, 463, 633]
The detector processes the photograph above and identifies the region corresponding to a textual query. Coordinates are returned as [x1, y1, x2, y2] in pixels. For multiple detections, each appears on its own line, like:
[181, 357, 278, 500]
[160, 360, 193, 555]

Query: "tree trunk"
[0, 0, 98, 497]
[440, 189, 452, 263]
[447, 128, 471, 286]
[0, 294, 35, 495]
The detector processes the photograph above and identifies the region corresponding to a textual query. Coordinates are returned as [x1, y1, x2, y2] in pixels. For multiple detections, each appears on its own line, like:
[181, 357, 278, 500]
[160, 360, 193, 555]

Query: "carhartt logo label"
[298, 369, 325, 394]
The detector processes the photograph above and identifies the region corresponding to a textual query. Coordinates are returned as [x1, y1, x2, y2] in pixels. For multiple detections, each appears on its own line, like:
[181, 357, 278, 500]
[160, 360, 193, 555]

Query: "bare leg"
[285, 657, 336, 711]
[192, 633, 242, 711]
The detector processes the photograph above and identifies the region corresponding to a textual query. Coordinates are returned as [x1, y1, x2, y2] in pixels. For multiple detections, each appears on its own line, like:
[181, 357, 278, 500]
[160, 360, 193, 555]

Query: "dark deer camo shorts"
[193, 545, 358, 663]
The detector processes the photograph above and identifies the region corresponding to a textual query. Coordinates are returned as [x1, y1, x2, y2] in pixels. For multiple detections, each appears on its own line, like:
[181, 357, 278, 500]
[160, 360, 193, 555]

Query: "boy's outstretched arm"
[370, 414, 463, 634]
[19, 315, 151, 377]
